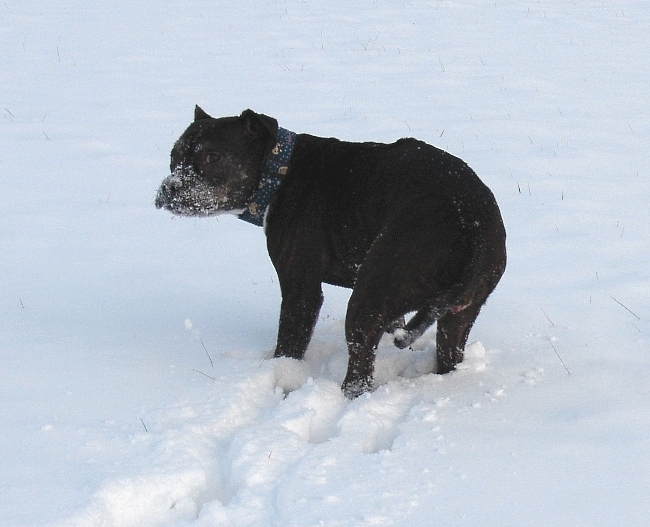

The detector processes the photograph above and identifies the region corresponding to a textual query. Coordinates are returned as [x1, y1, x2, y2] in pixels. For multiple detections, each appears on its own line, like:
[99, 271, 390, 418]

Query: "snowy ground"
[1, 1, 649, 526]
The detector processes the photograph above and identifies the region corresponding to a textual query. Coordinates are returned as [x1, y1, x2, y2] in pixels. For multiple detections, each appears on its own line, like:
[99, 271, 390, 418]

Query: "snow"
[1, 1, 649, 525]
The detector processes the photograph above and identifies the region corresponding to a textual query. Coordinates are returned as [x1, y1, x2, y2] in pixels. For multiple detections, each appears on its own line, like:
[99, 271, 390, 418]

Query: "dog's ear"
[194, 105, 213, 121]
[240, 109, 279, 144]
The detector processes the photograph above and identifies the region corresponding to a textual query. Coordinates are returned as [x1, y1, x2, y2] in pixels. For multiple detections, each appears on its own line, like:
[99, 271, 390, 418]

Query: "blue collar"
[239, 127, 296, 227]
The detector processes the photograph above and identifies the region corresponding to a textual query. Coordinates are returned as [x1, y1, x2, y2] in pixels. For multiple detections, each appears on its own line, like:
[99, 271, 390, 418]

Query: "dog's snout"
[167, 175, 183, 191]
[155, 175, 184, 209]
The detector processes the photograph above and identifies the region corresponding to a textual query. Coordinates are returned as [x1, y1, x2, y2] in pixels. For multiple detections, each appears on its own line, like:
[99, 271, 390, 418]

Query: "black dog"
[156, 107, 506, 398]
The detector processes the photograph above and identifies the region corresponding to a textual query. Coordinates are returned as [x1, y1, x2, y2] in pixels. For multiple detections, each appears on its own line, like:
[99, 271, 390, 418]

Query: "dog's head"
[155, 107, 278, 217]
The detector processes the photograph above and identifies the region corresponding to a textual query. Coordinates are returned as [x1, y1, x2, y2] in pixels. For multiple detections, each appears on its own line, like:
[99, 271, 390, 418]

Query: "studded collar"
[238, 127, 296, 227]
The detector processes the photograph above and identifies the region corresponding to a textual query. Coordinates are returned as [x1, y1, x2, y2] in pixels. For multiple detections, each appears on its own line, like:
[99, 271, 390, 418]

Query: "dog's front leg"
[273, 283, 323, 360]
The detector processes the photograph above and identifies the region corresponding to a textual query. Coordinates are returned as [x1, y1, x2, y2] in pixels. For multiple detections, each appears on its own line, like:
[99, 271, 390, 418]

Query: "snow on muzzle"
[155, 174, 184, 209]
[155, 168, 226, 217]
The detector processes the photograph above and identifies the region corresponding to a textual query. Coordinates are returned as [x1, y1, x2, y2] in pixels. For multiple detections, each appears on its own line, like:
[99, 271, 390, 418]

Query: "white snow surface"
[1, 1, 649, 526]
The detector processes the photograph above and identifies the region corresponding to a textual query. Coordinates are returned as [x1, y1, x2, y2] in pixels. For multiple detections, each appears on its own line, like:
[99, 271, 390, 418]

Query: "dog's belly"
[322, 266, 356, 289]
[321, 240, 364, 288]
[320, 226, 379, 289]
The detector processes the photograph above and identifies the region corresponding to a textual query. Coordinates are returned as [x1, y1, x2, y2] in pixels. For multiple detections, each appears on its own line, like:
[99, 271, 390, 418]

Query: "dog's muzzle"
[155, 175, 183, 209]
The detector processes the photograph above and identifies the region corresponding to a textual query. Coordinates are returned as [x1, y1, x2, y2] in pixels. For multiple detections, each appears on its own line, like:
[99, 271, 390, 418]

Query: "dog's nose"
[155, 175, 183, 209]
[167, 175, 183, 191]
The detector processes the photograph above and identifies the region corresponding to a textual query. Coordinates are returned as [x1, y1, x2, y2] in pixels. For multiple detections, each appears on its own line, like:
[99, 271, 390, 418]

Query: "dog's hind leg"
[341, 220, 472, 397]
[342, 243, 404, 398]
[343, 296, 390, 398]
[435, 302, 483, 373]
[392, 304, 447, 349]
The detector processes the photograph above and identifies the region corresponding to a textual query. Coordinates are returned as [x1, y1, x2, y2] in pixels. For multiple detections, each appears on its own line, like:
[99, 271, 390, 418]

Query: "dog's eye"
[205, 152, 222, 164]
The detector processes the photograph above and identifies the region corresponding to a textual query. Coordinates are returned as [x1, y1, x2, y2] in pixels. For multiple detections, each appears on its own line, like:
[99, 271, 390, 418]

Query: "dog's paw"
[392, 328, 411, 349]
[341, 377, 372, 399]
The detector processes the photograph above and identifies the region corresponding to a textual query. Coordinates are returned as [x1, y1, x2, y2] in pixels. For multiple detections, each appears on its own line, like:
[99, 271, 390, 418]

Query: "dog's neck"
[239, 127, 296, 227]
